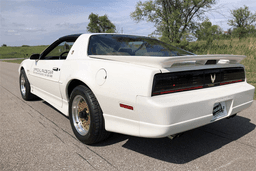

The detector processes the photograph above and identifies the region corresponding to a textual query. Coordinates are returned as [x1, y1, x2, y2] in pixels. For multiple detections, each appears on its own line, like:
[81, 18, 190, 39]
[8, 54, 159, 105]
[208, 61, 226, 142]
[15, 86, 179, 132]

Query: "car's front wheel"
[69, 85, 110, 144]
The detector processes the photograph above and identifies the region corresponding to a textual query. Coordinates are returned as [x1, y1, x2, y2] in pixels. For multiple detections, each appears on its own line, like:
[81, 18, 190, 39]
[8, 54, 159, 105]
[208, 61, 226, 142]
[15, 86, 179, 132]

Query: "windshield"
[88, 34, 194, 56]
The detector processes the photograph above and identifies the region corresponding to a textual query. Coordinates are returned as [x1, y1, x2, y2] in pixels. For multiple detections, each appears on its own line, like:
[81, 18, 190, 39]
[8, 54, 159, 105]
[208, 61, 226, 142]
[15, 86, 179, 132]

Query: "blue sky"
[0, 0, 256, 46]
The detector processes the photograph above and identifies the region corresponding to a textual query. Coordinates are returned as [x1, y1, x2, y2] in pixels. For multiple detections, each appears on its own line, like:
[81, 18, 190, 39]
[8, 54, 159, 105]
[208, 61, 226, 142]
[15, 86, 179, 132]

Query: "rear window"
[88, 34, 194, 56]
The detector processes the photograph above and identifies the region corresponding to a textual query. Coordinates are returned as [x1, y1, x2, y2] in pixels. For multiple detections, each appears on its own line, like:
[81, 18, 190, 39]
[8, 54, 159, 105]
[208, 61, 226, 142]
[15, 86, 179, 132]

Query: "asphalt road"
[0, 61, 256, 171]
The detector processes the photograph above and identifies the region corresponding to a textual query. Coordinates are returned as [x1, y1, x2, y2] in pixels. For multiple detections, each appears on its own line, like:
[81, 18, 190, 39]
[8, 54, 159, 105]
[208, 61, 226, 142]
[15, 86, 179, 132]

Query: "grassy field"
[0, 45, 47, 59]
[1, 38, 255, 99]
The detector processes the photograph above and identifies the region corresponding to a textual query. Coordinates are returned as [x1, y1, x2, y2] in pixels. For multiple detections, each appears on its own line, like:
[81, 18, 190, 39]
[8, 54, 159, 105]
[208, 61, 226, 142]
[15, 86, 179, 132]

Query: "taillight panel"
[152, 67, 245, 96]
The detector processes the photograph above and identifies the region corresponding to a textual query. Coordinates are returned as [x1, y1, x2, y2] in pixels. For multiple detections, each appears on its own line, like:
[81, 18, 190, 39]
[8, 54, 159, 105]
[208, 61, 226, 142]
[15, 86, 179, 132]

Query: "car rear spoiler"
[89, 55, 246, 68]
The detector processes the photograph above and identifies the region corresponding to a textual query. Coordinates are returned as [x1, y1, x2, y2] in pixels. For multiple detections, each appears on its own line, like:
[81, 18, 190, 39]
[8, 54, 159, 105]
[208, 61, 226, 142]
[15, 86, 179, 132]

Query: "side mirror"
[30, 54, 40, 60]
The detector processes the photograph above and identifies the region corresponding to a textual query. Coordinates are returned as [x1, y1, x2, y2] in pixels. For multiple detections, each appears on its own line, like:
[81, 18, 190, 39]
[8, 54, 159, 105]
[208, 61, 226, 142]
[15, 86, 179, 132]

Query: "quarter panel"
[60, 58, 160, 122]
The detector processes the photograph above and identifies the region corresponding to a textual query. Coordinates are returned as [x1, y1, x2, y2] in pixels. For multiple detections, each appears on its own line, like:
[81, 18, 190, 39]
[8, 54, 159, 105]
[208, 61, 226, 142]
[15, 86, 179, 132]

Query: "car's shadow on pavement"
[95, 115, 255, 164]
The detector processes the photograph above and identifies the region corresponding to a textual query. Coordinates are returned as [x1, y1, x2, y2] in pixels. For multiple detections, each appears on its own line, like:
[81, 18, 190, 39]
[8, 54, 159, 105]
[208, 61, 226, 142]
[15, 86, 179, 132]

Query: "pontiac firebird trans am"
[19, 33, 255, 144]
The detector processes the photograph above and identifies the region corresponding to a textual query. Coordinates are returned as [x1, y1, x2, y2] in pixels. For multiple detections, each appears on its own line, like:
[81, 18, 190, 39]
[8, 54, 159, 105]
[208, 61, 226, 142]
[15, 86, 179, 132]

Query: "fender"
[19, 59, 34, 83]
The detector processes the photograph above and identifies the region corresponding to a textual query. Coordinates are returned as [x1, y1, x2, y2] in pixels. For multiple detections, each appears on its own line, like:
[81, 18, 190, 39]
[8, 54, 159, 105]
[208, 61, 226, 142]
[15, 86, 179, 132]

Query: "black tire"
[69, 85, 110, 144]
[19, 69, 37, 101]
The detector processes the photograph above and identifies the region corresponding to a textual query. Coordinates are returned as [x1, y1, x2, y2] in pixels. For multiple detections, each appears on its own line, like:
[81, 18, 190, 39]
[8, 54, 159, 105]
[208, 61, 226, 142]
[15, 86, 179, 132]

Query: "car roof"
[59, 33, 152, 40]
[59, 34, 83, 40]
[86, 33, 151, 38]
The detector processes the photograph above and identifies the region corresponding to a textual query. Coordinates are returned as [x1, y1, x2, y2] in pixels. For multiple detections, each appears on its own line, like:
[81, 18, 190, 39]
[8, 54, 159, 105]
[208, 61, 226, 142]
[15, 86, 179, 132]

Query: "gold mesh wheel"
[69, 85, 110, 144]
[72, 95, 91, 136]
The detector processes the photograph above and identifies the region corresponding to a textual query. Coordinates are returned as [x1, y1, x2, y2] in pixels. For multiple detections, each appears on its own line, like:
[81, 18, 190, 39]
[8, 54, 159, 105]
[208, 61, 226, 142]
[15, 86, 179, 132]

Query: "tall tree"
[131, 0, 216, 44]
[87, 13, 116, 33]
[195, 19, 222, 43]
[228, 6, 256, 37]
[228, 6, 256, 29]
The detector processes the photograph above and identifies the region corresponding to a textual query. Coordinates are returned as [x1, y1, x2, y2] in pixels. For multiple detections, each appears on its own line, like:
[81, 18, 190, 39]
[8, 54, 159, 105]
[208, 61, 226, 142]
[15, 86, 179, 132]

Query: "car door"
[29, 40, 74, 108]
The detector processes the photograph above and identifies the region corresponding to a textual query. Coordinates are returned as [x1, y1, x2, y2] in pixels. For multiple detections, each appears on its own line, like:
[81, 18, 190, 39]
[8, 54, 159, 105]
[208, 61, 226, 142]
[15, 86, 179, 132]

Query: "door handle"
[53, 67, 59, 71]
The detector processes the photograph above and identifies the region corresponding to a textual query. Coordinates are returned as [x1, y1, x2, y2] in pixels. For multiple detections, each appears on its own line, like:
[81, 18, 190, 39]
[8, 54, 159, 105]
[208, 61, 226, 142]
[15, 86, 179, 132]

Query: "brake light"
[153, 86, 204, 95]
[220, 80, 243, 85]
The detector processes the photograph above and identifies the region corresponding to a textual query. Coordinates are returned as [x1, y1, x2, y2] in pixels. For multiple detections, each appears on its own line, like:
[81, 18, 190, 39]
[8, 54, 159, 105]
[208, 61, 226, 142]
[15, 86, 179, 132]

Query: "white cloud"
[7, 30, 16, 33]
[0, 0, 156, 46]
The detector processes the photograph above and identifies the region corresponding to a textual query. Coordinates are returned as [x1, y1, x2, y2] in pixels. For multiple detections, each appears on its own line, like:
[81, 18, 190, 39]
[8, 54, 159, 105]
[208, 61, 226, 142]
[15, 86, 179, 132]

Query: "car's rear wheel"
[19, 69, 37, 101]
[69, 85, 110, 144]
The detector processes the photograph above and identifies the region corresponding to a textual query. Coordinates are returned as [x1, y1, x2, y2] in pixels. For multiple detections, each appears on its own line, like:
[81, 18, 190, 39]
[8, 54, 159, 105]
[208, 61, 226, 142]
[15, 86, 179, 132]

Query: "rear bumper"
[136, 82, 254, 138]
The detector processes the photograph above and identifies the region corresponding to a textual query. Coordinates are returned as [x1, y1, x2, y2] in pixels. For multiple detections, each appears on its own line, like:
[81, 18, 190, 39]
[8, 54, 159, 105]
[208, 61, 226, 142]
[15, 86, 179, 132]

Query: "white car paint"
[19, 33, 255, 138]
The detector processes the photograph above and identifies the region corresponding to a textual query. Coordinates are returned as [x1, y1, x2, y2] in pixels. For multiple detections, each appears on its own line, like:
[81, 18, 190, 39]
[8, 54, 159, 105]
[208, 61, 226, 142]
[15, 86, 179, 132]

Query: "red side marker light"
[120, 104, 133, 110]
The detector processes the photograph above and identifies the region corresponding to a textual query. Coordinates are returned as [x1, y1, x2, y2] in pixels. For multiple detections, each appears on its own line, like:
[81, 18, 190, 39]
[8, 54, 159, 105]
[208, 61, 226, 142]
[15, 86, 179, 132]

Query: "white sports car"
[19, 33, 255, 144]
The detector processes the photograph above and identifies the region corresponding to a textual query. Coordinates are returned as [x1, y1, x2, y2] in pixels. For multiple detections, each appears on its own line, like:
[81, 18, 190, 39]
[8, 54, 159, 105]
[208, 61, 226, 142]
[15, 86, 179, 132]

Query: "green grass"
[252, 83, 256, 100]
[0, 45, 47, 59]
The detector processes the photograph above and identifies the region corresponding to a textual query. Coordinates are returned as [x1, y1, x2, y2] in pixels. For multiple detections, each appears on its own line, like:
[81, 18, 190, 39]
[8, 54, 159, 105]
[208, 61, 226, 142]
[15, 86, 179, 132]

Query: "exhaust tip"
[167, 133, 184, 140]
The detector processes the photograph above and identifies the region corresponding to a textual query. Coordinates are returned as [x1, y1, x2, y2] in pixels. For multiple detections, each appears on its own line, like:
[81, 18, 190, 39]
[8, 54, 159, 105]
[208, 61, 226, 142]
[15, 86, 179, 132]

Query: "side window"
[42, 41, 74, 60]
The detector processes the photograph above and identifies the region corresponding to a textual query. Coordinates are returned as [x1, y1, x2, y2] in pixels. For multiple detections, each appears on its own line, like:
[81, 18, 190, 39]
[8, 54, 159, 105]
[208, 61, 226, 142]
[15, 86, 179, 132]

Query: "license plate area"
[212, 102, 228, 121]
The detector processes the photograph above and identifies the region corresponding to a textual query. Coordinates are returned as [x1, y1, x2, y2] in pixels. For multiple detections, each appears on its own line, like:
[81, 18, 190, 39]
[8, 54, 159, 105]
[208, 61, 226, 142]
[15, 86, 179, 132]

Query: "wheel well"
[67, 79, 89, 100]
